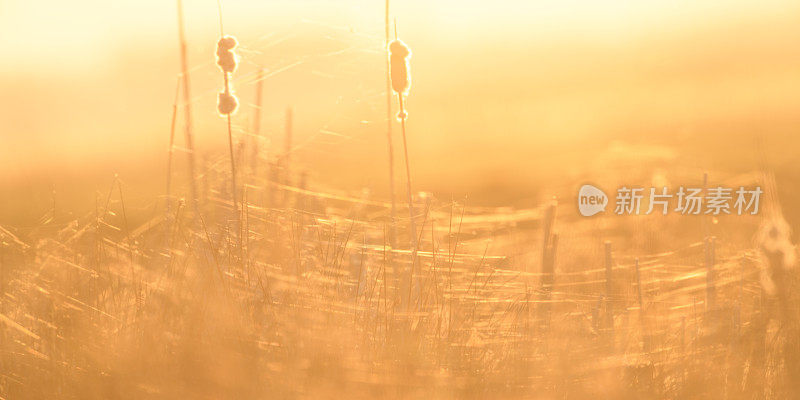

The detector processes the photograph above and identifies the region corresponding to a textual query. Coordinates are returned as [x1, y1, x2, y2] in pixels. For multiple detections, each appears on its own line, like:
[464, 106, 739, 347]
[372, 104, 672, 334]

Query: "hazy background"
[1, 0, 799, 223]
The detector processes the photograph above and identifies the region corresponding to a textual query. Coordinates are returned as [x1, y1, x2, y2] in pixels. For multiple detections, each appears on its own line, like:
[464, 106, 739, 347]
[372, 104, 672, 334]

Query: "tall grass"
[0, 4, 796, 400]
[0, 162, 790, 399]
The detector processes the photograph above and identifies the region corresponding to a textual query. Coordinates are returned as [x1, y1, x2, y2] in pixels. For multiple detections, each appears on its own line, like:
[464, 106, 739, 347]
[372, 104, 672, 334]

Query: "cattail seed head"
[216, 35, 239, 73]
[389, 39, 411, 94]
[218, 90, 238, 115]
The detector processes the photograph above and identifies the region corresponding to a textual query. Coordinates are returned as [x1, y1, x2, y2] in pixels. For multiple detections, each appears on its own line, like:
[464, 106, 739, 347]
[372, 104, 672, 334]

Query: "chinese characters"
[614, 186, 761, 215]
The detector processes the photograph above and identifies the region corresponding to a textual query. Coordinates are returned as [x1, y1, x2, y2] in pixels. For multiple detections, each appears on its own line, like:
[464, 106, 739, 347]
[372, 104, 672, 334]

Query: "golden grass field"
[1, 0, 800, 399]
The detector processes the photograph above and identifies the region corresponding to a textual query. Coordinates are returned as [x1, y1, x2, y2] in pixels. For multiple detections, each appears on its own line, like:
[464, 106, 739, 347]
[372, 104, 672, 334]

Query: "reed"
[384, 0, 398, 248]
[251, 68, 265, 173]
[215, 34, 240, 241]
[175, 0, 198, 210]
[388, 28, 418, 310]
[165, 76, 181, 216]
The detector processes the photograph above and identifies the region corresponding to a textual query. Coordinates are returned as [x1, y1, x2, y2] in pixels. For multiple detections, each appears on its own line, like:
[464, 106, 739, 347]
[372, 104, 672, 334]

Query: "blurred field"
[1, 0, 800, 399]
[0, 149, 798, 399]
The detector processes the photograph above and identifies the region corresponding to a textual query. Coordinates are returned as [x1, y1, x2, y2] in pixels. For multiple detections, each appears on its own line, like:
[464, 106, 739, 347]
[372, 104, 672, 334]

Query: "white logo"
[578, 184, 608, 216]
[577, 184, 762, 217]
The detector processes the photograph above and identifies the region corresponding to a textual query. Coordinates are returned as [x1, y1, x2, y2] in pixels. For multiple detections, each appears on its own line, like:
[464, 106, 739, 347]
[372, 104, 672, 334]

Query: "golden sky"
[1, 0, 799, 188]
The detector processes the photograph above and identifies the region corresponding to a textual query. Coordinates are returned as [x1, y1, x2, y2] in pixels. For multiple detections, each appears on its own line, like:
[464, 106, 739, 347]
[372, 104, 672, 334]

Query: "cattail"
[216, 36, 239, 73]
[389, 40, 410, 94]
[389, 39, 411, 120]
[216, 32, 241, 251]
[217, 90, 238, 115]
[216, 35, 239, 115]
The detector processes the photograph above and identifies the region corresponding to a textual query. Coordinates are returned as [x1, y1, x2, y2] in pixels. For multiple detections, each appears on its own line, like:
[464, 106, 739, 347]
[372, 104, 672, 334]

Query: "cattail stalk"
[398, 96, 415, 250]
[389, 33, 418, 302]
[176, 0, 198, 210]
[226, 111, 238, 215]
[216, 29, 241, 248]
[397, 95, 418, 312]
[384, 0, 398, 248]
[165, 77, 181, 215]
[251, 68, 264, 172]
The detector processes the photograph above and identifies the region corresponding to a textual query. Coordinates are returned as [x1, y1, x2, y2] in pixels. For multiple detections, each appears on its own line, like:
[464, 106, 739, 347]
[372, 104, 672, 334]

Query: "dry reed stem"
[397, 95, 418, 310]
[251, 68, 265, 172]
[384, 0, 398, 249]
[176, 0, 198, 210]
[165, 76, 181, 216]
[226, 112, 239, 227]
